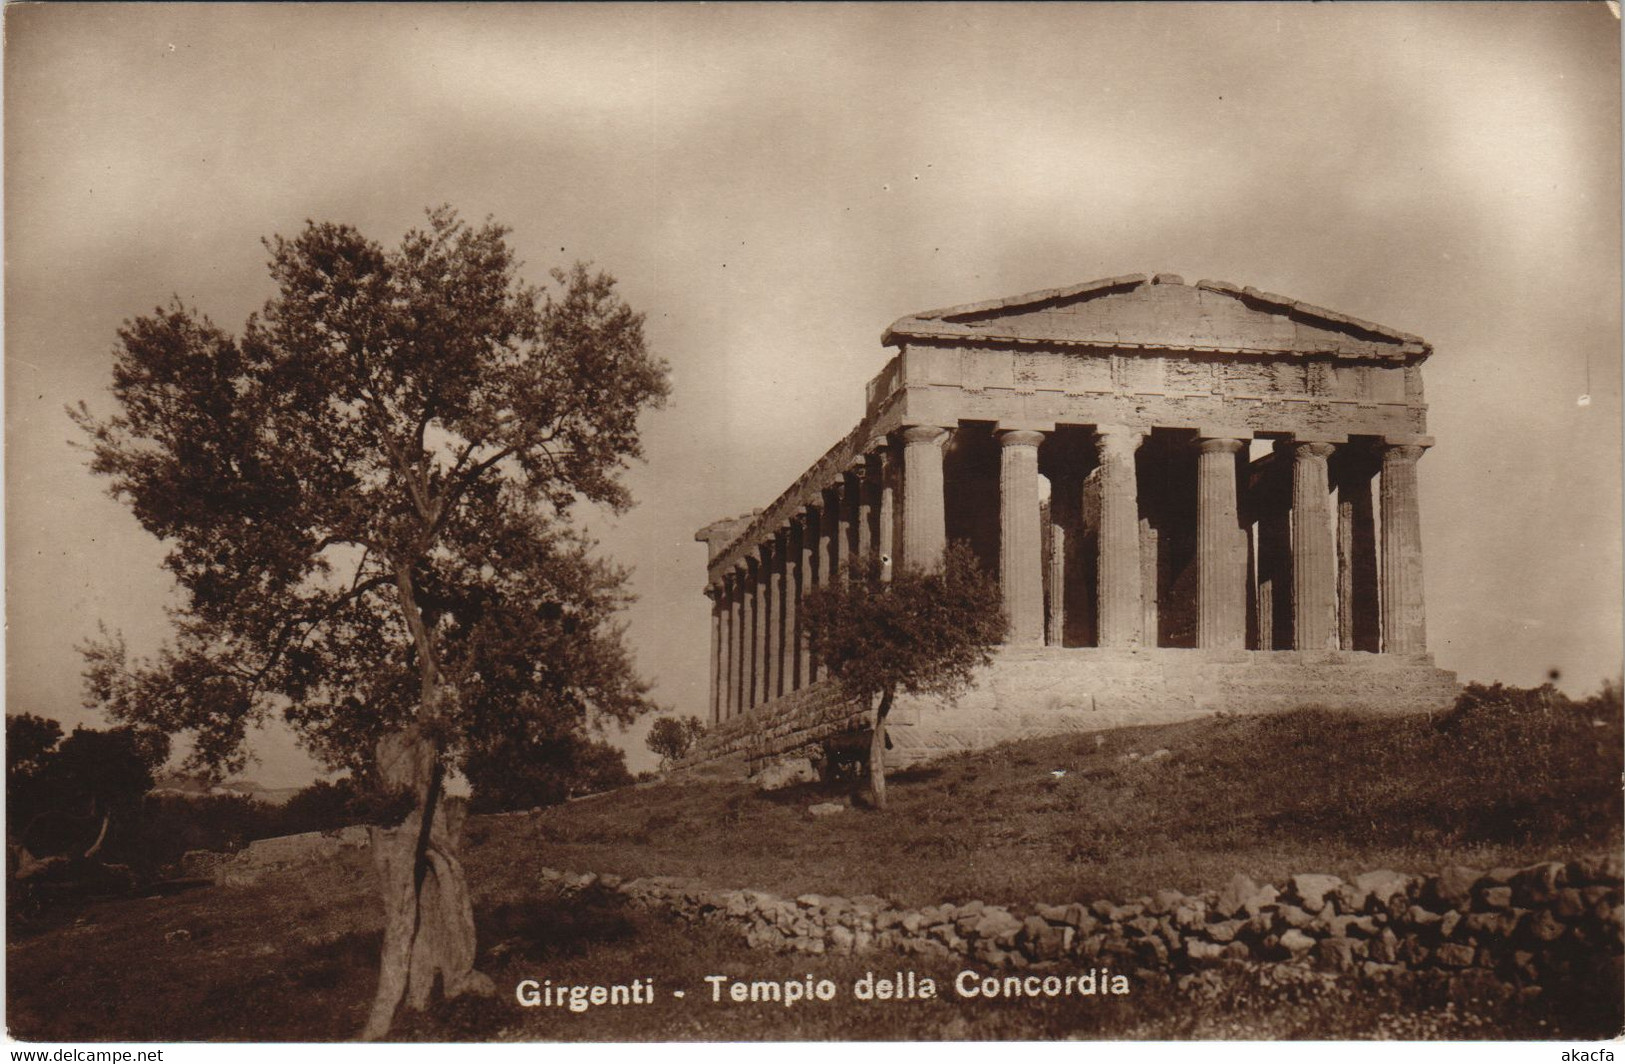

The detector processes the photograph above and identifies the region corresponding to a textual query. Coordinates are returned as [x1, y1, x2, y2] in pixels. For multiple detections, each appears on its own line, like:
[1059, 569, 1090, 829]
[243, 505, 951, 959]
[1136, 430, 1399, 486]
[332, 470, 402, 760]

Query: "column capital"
[1095, 424, 1145, 458]
[1294, 440, 1337, 461]
[865, 434, 893, 456]
[899, 423, 951, 446]
[1197, 436, 1246, 456]
[1382, 441, 1431, 463]
[998, 428, 1047, 449]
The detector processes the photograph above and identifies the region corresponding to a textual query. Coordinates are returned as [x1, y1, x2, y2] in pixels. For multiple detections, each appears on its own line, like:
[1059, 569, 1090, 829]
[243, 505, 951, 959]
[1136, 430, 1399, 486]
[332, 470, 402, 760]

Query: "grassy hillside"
[470, 690, 1623, 910]
[8, 687, 1621, 1042]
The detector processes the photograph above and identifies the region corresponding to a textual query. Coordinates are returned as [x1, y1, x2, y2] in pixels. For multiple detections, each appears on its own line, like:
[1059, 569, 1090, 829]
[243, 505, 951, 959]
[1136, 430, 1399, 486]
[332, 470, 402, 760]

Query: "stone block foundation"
[681, 647, 1457, 775]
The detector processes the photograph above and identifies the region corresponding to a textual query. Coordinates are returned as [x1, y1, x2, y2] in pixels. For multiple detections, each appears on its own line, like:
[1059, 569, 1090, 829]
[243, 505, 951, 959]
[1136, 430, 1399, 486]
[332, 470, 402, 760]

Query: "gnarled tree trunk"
[867, 688, 895, 810]
[361, 727, 493, 1040]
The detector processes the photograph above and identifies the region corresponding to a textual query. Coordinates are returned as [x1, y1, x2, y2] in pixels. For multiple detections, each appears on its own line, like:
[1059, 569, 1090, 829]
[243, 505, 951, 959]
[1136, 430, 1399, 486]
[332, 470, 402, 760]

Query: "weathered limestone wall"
[682, 648, 1459, 774]
[885, 649, 1458, 766]
[680, 680, 872, 776]
[539, 856, 1623, 999]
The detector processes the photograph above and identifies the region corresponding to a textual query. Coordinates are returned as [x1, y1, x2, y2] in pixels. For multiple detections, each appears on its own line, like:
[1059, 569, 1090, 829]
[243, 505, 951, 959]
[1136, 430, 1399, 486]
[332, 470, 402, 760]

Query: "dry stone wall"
[197, 826, 371, 887]
[540, 857, 1623, 998]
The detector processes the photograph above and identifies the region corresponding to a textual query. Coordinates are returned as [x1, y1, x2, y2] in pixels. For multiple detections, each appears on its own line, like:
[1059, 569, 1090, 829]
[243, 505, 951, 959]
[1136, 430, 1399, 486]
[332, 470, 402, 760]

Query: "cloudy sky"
[6, 3, 1619, 784]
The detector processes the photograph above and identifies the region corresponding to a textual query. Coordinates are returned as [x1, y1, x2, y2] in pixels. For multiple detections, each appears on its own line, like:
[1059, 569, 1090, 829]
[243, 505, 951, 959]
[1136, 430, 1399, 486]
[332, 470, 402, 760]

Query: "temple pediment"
[883, 273, 1429, 361]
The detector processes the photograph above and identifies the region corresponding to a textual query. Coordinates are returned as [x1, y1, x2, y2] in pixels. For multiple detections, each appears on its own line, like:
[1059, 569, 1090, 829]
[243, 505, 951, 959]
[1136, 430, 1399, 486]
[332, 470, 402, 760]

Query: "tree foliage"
[7, 713, 63, 784]
[800, 543, 1006, 807]
[7, 714, 170, 859]
[464, 727, 633, 813]
[645, 714, 706, 769]
[73, 205, 667, 781]
[72, 206, 669, 1034]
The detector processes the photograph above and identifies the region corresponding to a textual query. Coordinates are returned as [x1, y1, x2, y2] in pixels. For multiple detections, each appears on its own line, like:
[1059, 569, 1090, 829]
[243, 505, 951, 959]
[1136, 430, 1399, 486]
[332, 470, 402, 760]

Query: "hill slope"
[468, 693, 1623, 909]
[9, 688, 1620, 1042]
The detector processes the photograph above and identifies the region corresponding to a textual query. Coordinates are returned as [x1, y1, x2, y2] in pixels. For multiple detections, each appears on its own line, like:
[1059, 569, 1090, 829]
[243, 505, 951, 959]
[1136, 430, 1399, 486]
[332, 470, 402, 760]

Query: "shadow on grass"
[476, 887, 637, 965]
[393, 889, 643, 1041]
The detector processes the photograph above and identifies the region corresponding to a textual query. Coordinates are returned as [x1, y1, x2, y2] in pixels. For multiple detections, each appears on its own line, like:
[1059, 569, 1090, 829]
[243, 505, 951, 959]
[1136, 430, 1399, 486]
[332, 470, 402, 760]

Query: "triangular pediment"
[883, 274, 1429, 360]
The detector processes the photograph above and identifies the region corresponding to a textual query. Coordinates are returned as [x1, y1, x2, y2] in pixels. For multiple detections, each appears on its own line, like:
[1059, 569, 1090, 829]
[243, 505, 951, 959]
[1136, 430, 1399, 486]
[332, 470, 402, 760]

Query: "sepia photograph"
[5, 1, 1621, 1051]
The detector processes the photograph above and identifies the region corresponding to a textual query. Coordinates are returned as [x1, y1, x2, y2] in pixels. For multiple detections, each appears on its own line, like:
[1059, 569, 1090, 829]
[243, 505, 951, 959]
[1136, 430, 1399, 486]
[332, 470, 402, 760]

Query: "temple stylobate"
[692, 274, 1457, 772]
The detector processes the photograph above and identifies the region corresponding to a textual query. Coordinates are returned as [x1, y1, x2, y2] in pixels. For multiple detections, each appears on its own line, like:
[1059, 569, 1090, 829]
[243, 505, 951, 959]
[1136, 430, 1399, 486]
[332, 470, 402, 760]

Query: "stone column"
[777, 527, 797, 695]
[874, 440, 897, 581]
[1197, 437, 1247, 649]
[850, 460, 874, 571]
[796, 509, 815, 687]
[726, 566, 744, 719]
[741, 558, 759, 710]
[999, 428, 1046, 646]
[1095, 426, 1145, 648]
[900, 424, 950, 571]
[1139, 516, 1159, 645]
[762, 542, 781, 701]
[707, 585, 723, 724]
[1292, 441, 1338, 651]
[1336, 450, 1380, 652]
[1380, 442, 1429, 654]
[1256, 442, 1293, 651]
[1046, 520, 1065, 647]
[812, 503, 833, 681]
[826, 482, 848, 583]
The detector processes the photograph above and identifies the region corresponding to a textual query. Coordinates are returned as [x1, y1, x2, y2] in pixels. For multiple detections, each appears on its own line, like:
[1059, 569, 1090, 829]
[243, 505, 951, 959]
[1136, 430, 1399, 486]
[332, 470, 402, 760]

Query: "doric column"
[778, 526, 798, 694]
[1336, 449, 1380, 652]
[1046, 520, 1065, 647]
[757, 549, 776, 706]
[795, 510, 815, 687]
[726, 566, 744, 719]
[1095, 426, 1145, 648]
[874, 439, 896, 581]
[850, 460, 873, 571]
[740, 558, 759, 710]
[900, 424, 950, 571]
[1380, 442, 1429, 654]
[811, 503, 833, 681]
[1292, 441, 1338, 651]
[999, 428, 1046, 645]
[1197, 437, 1247, 649]
[825, 481, 848, 583]
[762, 542, 781, 701]
[707, 584, 723, 724]
[1256, 441, 1293, 650]
[1139, 516, 1159, 645]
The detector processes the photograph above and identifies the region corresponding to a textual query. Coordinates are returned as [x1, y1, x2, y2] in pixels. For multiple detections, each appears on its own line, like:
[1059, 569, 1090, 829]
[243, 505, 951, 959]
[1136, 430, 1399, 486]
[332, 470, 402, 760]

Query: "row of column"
[899, 423, 1429, 656]
[707, 448, 898, 724]
[708, 422, 1430, 723]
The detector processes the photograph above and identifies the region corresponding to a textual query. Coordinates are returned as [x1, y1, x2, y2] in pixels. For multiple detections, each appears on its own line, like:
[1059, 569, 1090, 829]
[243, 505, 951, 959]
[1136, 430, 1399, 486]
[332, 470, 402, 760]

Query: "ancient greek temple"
[693, 274, 1457, 770]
